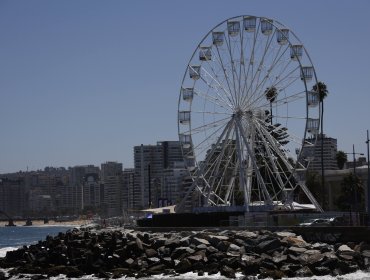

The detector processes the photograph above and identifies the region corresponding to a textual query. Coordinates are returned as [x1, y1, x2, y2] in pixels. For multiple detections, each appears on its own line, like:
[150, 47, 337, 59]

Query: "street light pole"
[353, 144, 358, 213]
[353, 144, 357, 175]
[366, 130, 370, 226]
[344, 145, 364, 216]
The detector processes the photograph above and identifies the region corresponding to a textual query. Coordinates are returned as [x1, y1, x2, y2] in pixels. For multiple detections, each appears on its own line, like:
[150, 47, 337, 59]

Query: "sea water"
[1, 226, 370, 279]
[0, 225, 75, 256]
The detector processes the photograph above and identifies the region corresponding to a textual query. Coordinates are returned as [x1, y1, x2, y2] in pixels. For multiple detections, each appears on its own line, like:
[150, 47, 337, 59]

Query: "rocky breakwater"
[1, 228, 370, 279]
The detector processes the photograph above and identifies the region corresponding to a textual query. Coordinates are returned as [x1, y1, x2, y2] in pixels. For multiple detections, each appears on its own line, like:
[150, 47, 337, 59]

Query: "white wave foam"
[0, 246, 18, 258]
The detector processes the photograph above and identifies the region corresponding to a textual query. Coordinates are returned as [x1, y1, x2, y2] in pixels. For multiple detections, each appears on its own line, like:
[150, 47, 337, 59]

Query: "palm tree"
[265, 86, 278, 125]
[336, 150, 348, 170]
[312, 81, 329, 209]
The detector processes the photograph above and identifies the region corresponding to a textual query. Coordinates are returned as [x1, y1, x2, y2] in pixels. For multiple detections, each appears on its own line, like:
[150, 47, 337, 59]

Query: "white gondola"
[307, 91, 319, 107]
[189, 66, 201, 80]
[227, 21, 240, 37]
[212, 32, 224, 46]
[300, 66, 314, 81]
[179, 134, 192, 148]
[261, 18, 273, 35]
[290, 45, 303, 60]
[243, 16, 256, 32]
[277, 29, 289, 45]
[185, 156, 196, 171]
[179, 111, 191, 124]
[182, 87, 194, 102]
[199, 46, 212, 61]
[307, 118, 320, 134]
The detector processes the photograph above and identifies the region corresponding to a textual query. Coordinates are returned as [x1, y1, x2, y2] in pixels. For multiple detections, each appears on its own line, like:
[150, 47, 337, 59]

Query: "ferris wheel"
[177, 15, 323, 212]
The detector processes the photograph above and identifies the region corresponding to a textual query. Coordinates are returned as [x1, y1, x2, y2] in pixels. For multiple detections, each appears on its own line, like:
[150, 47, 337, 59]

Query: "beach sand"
[0, 219, 89, 227]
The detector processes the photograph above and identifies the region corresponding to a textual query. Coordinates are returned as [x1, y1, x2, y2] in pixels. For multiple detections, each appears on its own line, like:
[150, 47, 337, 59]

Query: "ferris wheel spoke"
[272, 65, 301, 89]
[247, 49, 292, 107]
[245, 51, 294, 109]
[241, 40, 288, 108]
[241, 22, 260, 105]
[242, 20, 262, 102]
[222, 149, 238, 203]
[255, 124, 292, 187]
[182, 116, 230, 136]
[246, 29, 277, 99]
[198, 67, 235, 108]
[235, 120, 249, 206]
[190, 118, 233, 158]
[236, 30, 246, 107]
[253, 90, 305, 111]
[224, 35, 241, 107]
[273, 91, 306, 106]
[203, 128, 235, 202]
[192, 110, 232, 116]
[212, 45, 238, 106]
[189, 120, 235, 204]
[202, 61, 233, 108]
[235, 118, 273, 204]
[195, 88, 233, 111]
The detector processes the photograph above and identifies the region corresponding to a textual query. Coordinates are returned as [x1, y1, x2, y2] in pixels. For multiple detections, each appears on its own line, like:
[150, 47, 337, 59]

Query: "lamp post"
[148, 164, 152, 208]
[366, 130, 370, 226]
[345, 145, 364, 214]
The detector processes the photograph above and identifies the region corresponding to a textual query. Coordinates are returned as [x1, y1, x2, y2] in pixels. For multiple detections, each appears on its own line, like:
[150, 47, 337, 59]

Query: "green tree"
[304, 171, 323, 206]
[336, 150, 348, 170]
[335, 173, 364, 211]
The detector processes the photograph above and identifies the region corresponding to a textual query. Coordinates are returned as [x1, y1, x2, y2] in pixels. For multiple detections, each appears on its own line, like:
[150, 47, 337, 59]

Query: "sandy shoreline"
[0, 219, 89, 227]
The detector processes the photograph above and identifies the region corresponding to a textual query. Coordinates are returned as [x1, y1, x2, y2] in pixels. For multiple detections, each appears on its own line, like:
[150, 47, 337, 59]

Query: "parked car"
[298, 218, 332, 227]
[329, 216, 347, 226]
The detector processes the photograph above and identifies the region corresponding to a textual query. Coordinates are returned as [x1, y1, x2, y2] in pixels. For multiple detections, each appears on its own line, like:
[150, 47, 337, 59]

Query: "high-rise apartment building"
[101, 162, 123, 180]
[101, 162, 123, 217]
[300, 134, 338, 171]
[0, 178, 27, 217]
[82, 173, 101, 209]
[133, 141, 188, 210]
[70, 165, 100, 186]
[122, 168, 135, 212]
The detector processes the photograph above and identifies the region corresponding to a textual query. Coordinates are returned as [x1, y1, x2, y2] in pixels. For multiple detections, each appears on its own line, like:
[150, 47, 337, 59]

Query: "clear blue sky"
[1, 0, 369, 173]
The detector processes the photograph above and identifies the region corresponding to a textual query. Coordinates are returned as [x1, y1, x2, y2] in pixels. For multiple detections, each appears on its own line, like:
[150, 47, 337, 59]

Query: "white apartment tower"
[300, 134, 338, 171]
[101, 162, 123, 217]
[133, 141, 187, 210]
[122, 168, 135, 212]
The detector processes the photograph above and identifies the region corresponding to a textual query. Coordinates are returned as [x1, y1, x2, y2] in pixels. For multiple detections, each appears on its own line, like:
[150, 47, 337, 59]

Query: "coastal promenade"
[0, 219, 88, 227]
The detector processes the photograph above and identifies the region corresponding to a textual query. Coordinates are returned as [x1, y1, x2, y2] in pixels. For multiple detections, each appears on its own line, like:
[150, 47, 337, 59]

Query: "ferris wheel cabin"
[243, 16, 256, 32]
[301, 66, 314, 81]
[212, 32, 224, 46]
[261, 18, 273, 35]
[189, 66, 201, 80]
[199, 47, 212, 61]
[181, 87, 194, 102]
[290, 45, 303, 60]
[277, 29, 289, 45]
[227, 21, 240, 37]
[179, 111, 191, 124]
[307, 91, 319, 107]
[307, 118, 320, 135]
[179, 133, 192, 149]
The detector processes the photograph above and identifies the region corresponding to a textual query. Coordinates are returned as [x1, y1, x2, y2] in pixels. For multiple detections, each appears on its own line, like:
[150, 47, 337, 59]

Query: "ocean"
[0, 225, 75, 253]
[1, 226, 370, 279]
